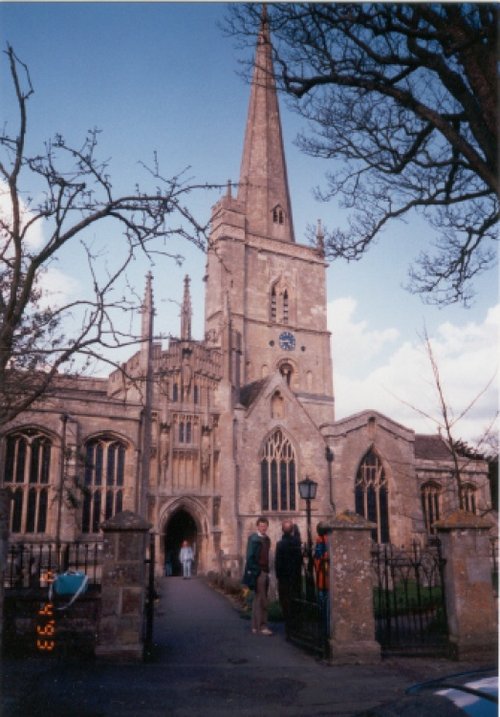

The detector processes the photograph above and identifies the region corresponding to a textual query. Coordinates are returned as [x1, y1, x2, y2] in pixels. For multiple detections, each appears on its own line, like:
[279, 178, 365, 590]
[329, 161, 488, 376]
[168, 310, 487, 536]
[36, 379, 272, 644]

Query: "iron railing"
[4, 541, 103, 589]
[371, 541, 448, 655]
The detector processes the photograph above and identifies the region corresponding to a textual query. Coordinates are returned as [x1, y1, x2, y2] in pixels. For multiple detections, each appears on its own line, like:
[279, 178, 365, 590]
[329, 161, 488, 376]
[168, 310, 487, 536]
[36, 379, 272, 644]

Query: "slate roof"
[239, 379, 267, 408]
[415, 434, 452, 460]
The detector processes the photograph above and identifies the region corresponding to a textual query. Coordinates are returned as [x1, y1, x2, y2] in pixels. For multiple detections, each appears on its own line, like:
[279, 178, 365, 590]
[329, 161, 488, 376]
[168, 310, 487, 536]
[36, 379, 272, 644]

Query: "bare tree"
[226, 3, 498, 306]
[397, 327, 497, 512]
[0, 45, 217, 428]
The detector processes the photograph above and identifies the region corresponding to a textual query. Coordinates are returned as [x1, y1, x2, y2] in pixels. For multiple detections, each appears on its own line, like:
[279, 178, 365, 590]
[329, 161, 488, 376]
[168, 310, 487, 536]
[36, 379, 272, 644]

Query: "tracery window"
[460, 483, 477, 514]
[421, 481, 442, 534]
[270, 282, 291, 324]
[177, 416, 194, 445]
[260, 429, 296, 512]
[355, 449, 390, 543]
[82, 436, 125, 533]
[4, 429, 51, 534]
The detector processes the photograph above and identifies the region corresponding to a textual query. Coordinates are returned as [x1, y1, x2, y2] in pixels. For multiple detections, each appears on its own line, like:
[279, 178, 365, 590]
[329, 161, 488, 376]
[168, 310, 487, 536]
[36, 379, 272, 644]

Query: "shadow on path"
[1, 576, 489, 717]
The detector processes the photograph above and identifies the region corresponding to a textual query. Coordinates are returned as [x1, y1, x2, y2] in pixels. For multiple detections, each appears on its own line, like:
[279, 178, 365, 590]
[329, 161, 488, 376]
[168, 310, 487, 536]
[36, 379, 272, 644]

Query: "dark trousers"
[278, 579, 300, 635]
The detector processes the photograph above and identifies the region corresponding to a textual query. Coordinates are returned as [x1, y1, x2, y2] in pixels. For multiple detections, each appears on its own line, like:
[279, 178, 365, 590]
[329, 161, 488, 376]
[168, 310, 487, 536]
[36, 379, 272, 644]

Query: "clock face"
[279, 331, 296, 351]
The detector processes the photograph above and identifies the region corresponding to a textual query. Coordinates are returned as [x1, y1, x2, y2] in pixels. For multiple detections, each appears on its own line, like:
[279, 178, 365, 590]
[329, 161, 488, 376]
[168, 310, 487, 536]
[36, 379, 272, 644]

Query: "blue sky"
[1, 2, 498, 445]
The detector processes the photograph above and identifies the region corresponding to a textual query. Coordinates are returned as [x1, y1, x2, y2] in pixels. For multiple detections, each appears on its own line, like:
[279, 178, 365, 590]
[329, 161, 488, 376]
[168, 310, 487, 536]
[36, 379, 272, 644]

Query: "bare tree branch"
[0, 45, 222, 427]
[225, 3, 499, 305]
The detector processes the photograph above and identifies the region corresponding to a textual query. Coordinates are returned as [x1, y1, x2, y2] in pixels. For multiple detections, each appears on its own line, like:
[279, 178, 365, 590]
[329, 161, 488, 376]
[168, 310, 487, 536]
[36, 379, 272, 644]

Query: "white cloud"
[1, 181, 80, 308]
[0, 181, 46, 249]
[38, 266, 81, 309]
[331, 298, 499, 445]
[328, 296, 399, 375]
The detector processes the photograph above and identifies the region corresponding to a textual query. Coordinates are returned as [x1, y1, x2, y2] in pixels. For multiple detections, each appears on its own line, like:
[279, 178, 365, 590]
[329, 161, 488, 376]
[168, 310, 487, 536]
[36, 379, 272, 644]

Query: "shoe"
[251, 629, 258, 634]
[259, 627, 272, 636]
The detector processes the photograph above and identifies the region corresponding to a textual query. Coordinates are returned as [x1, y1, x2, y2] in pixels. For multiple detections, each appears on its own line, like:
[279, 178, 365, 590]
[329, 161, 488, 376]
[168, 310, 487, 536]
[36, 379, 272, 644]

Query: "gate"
[372, 540, 448, 655]
[288, 552, 329, 658]
[143, 532, 155, 659]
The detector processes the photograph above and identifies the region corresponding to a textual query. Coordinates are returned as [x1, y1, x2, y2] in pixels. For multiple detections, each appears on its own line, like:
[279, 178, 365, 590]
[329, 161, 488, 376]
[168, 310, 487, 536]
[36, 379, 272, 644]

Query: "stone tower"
[204, 9, 336, 563]
[205, 11, 334, 426]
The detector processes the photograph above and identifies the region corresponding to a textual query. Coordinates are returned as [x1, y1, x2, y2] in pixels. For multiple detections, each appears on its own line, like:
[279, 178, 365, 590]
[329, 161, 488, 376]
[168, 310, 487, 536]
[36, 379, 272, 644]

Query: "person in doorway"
[179, 540, 194, 579]
[242, 516, 272, 636]
[275, 520, 302, 638]
[165, 548, 174, 577]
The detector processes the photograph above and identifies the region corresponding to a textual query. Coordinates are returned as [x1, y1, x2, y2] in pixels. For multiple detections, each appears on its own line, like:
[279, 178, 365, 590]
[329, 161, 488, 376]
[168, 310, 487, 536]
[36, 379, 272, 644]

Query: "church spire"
[180, 274, 192, 341]
[237, 5, 295, 243]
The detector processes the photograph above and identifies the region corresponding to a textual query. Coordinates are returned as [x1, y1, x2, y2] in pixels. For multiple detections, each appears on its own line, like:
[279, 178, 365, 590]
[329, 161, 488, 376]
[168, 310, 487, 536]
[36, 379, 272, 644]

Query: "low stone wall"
[3, 588, 100, 658]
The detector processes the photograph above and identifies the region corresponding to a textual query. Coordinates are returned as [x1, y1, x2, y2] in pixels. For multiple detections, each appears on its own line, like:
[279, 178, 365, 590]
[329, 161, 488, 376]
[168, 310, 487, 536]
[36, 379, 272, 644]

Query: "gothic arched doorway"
[164, 509, 198, 576]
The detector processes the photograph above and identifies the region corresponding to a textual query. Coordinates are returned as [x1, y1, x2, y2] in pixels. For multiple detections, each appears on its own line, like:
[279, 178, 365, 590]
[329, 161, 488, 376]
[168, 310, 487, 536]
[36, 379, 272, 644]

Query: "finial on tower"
[141, 271, 154, 342]
[316, 219, 325, 254]
[180, 275, 192, 341]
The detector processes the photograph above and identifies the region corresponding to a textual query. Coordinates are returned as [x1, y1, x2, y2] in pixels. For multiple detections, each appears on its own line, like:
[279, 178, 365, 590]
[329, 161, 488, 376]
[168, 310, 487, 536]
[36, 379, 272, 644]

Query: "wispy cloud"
[329, 298, 499, 444]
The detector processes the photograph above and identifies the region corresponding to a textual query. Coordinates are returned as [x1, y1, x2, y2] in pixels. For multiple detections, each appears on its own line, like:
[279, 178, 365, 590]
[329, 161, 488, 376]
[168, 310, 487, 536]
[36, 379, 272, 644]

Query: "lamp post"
[298, 476, 318, 601]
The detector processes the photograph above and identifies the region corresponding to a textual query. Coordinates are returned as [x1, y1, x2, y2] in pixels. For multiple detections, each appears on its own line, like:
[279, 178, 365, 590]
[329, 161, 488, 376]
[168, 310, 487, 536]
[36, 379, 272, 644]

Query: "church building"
[1, 15, 491, 577]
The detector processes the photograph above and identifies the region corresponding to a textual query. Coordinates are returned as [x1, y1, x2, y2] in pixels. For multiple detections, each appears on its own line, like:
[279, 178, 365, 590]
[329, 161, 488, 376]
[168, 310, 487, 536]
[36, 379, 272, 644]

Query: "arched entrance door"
[164, 509, 198, 577]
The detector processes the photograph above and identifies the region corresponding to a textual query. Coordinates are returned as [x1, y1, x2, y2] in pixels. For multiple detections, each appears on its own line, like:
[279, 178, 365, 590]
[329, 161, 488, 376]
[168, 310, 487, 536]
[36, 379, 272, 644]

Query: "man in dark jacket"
[275, 520, 303, 637]
[242, 516, 272, 635]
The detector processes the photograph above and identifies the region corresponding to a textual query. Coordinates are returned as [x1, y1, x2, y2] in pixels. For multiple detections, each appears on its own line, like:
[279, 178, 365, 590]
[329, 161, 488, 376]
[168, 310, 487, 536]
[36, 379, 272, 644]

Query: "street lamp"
[298, 476, 318, 601]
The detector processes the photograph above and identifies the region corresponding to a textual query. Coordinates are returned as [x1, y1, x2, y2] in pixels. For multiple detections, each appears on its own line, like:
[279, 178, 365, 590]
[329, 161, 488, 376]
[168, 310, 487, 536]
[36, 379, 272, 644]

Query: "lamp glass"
[298, 476, 317, 500]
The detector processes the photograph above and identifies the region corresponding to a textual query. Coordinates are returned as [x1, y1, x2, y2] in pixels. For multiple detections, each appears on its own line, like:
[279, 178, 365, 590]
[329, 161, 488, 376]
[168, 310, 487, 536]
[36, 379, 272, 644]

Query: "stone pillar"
[321, 511, 381, 665]
[0, 489, 10, 649]
[96, 510, 152, 662]
[435, 510, 497, 661]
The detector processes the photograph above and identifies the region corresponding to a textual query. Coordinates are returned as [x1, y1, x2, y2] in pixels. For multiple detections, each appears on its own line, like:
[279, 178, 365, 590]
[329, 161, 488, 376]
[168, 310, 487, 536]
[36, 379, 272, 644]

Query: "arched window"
[82, 436, 125, 533]
[270, 285, 277, 322]
[355, 449, 390, 543]
[421, 481, 442, 534]
[272, 206, 284, 225]
[260, 429, 296, 512]
[283, 290, 289, 323]
[460, 483, 477, 514]
[4, 429, 51, 534]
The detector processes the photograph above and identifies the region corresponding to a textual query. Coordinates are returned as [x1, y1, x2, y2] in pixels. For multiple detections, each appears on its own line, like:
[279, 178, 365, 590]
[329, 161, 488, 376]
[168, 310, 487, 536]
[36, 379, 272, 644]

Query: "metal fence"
[287, 549, 329, 659]
[4, 541, 103, 590]
[371, 540, 448, 655]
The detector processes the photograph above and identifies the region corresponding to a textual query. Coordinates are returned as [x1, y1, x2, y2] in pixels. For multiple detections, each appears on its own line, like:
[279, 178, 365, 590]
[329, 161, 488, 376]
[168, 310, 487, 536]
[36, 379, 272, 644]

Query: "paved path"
[2, 576, 492, 717]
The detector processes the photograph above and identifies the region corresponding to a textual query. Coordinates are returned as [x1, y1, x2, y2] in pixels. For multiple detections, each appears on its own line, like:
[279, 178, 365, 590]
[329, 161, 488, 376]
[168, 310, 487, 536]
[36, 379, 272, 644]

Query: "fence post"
[96, 510, 152, 662]
[0, 489, 10, 650]
[435, 510, 497, 661]
[321, 511, 381, 665]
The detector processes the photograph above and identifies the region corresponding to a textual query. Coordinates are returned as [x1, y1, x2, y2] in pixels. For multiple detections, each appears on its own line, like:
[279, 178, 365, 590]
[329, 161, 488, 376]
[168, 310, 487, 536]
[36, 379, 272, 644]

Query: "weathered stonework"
[96, 511, 151, 662]
[435, 511, 497, 661]
[0, 14, 492, 592]
[322, 512, 381, 664]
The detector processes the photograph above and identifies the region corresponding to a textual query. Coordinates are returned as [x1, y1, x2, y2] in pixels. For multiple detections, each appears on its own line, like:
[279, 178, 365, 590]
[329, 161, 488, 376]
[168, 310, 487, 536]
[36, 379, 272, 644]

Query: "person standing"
[275, 520, 302, 638]
[242, 516, 272, 635]
[313, 525, 330, 636]
[179, 540, 194, 579]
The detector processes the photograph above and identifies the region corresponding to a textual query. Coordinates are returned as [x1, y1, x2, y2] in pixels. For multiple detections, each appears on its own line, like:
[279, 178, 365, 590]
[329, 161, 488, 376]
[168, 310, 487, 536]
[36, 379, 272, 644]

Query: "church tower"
[203, 9, 336, 558]
[205, 10, 334, 429]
